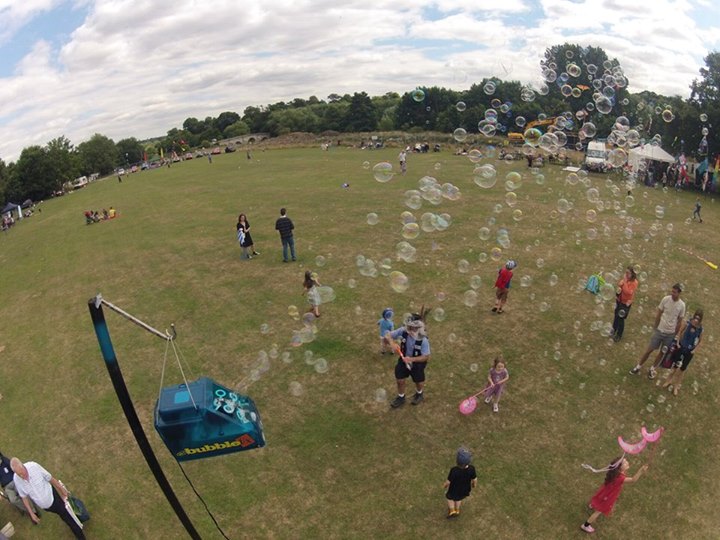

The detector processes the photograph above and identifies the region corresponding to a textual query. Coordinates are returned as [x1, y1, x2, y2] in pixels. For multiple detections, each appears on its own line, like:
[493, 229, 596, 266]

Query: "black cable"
[177, 461, 231, 540]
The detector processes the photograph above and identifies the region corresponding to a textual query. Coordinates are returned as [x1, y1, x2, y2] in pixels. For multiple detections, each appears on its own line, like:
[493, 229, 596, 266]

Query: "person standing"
[492, 260, 516, 314]
[398, 149, 407, 175]
[384, 317, 430, 407]
[443, 448, 477, 518]
[236, 214, 259, 258]
[612, 266, 638, 342]
[660, 309, 703, 396]
[482, 356, 510, 413]
[275, 208, 296, 262]
[0, 452, 38, 516]
[629, 283, 686, 379]
[10, 458, 85, 539]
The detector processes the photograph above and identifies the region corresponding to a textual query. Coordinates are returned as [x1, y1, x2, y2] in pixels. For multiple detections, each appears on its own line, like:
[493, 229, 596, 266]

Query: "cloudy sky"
[1, 0, 719, 161]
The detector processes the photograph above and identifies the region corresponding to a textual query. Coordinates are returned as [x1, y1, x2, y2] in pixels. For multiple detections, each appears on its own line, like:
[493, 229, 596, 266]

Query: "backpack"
[584, 274, 605, 295]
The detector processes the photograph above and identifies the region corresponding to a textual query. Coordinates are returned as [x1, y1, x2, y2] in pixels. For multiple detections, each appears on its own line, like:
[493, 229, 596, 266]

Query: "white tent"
[628, 144, 675, 172]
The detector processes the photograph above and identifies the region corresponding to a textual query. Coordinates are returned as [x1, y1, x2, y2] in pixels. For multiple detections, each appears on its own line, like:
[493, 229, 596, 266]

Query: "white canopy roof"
[628, 144, 675, 168]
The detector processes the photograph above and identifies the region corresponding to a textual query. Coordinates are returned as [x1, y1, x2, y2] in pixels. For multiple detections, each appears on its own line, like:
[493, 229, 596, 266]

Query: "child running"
[692, 197, 703, 223]
[443, 447, 477, 518]
[377, 308, 394, 354]
[581, 457, 648, 533]
[483, 356, 509, 413]
[302, 271, 321, 318]
[492, 260, 517, 314]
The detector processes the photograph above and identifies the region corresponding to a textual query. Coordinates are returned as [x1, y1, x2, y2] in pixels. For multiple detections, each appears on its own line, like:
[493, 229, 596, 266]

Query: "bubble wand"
[390, 342, 413, 372]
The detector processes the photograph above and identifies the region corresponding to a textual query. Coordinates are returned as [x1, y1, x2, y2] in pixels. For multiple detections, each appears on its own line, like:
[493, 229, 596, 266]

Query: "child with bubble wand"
[458, 356, 509, 414]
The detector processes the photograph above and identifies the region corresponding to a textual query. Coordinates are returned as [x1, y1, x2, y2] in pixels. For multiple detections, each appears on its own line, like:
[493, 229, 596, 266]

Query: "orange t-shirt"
[617, 278, 638, 305]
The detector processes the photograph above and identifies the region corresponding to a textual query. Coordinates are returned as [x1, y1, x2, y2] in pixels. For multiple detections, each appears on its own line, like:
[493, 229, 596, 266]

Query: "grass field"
[0, 144, 718, 539]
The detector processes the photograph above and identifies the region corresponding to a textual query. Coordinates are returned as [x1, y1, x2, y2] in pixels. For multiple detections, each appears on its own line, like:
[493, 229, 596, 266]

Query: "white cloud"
[0, 0, 716, 161]
[0, 0, 61, 44]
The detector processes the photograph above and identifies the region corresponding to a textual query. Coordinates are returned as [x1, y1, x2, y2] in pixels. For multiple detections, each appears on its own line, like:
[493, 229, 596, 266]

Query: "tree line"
[1, 43, 718, 206]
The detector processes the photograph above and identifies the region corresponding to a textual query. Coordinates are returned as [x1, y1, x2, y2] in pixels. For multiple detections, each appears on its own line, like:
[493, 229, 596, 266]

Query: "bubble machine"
[155, 377, 265, 462]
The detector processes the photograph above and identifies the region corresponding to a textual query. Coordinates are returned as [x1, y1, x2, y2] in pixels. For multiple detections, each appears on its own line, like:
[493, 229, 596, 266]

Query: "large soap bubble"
[373, 162, 394, 183]
[389, 271, 409, 293]
[473, 164, 497, 188]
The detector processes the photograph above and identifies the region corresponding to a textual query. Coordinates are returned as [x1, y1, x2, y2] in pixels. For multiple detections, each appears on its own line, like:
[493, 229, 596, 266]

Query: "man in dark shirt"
[275, 208, 296, 262]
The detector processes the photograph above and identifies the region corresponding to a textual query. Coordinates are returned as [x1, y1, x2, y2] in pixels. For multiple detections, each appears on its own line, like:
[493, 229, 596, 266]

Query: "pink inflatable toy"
[617, 435, 647, 455]
[641, 426, 664, 443]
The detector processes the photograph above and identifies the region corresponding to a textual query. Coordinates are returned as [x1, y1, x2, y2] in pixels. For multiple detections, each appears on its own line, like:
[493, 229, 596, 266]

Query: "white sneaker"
[493, 403, 499, 413]
[484, 396, 492, 404]
[648, 367, 657, 380]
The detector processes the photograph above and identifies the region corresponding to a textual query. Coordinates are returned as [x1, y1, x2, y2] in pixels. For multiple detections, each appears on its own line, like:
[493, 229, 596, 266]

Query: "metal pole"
[88, 298, 201, 539]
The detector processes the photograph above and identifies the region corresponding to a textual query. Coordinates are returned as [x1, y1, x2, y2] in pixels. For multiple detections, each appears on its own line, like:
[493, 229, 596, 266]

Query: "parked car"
[185, 152, 193, 160]
[211, 147, 222, 155]
[224, 144, 236, 153]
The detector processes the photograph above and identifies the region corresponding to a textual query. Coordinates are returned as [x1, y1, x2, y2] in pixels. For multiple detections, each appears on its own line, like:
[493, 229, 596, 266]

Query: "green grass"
[1, 146, 719, 539]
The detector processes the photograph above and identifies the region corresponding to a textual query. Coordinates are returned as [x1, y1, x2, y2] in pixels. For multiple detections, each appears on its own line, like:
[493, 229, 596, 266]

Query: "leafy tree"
[224, 120, 251, 138]
[116, 137, 144, 166]
[690, 52, 720, 107]
[344, 92, 377, 132]
[77, 134, 117, 175]
[215, 111, 241, 134]
[242, 106, 270, 133]
[46, 136, 80, 187]
[14, 146, 58, 200]
[183, 117, 206, 135]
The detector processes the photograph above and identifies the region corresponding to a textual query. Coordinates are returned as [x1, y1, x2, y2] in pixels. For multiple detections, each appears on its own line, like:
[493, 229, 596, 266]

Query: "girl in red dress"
[581, 457, 648, 533]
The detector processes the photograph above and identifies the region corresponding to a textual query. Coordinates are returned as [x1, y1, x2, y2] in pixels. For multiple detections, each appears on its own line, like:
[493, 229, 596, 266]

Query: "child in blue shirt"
[377, 308, 394, 354]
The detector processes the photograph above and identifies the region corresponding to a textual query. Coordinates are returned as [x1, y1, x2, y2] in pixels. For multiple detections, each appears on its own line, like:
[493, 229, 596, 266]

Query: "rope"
[170, 338, 198, 412]
[177, 461, 231, 540]
[581, 454, 625, 473]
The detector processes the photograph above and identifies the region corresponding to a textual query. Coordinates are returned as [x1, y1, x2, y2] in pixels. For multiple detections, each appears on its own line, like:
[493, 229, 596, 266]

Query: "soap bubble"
[289, 381, 304, 396]
[456, 101, 467, 112]
[373, 162, 394, 182]
[520, 275, 532, 287]
[411, 88, 425, 102]
[374, 388, 388, 402]
[473, 164, 497, 188]
[523, 128, 542, 146]
[661, 109, 674, 122]
[512, 209, 523, 221]
[490, 247, 502, 261]
[655, 206, 665, 219]
[463, 290, 478, 307]
[453, 127, 468, 142]
[288, 305, 300, 318]
[483, 81, 496, 95]
[347, 278, 357, 288]
[470, 275, 482, 289]
[362, 161, 370, 169]
[390, 271, 409, 293]
[260, 323, 270, 334]
[478, 227, 491, 240]
[599, 283, 616, 301]
[317, 286, 336, 304]
[366, 212, 379, 225]
[315, 255, 326, 267]
[432, 308, 446, 322]
[457, 259, 470, 273]
[468, 149, 483, 163]
[586, 209, 597, 223]
[700, 113, 708, 122]
[402, 222, 420, 240]
[470, 363, 479, 372]
[505, 192, 518, 207]
[314, 358, 329, 374]
[515, 116, 527, 128]
[557, 199, 570, 213]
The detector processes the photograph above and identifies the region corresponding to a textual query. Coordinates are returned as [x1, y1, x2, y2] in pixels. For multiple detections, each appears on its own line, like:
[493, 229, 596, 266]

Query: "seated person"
[108, 207, 116, 218]
[102, 209, 109, 220]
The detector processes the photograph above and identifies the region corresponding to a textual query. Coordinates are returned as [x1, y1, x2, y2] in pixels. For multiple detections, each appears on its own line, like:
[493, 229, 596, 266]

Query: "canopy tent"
[21, 199, 33, 209]
[628, 144, 675, 172]
[1, 202, 22, 219]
